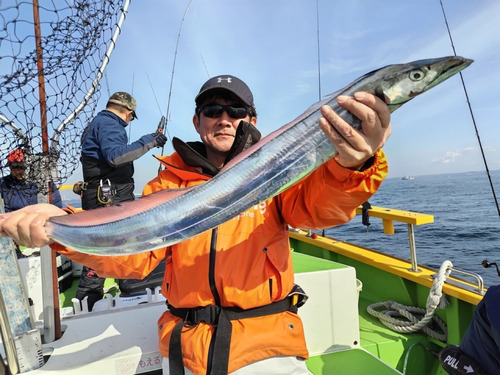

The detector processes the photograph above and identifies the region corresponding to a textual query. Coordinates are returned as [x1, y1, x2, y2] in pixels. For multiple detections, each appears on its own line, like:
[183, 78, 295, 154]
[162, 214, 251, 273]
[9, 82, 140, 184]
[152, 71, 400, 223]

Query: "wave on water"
[325, 169, 500, 287]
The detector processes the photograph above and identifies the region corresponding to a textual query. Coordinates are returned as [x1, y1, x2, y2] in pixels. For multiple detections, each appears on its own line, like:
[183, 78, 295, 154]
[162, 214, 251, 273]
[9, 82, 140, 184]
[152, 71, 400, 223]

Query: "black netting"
[0, 0, 127, 195]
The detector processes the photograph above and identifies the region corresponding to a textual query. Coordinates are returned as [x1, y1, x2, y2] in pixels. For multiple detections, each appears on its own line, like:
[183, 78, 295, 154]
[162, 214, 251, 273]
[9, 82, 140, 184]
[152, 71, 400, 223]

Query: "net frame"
[0, 0, 131, 195]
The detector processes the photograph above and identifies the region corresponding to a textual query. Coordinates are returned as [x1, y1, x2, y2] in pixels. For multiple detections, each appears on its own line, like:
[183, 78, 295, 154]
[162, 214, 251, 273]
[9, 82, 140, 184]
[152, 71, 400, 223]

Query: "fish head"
[374, 56, 473, 112]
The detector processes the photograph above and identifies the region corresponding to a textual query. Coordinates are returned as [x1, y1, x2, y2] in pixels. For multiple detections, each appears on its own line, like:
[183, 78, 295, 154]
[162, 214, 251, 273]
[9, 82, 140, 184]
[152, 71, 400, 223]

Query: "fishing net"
[0, 0, 129, 196]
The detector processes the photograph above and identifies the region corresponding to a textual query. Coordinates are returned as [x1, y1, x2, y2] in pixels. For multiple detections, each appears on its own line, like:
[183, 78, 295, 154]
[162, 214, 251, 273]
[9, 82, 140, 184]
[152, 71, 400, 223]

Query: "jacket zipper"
[206, 227, 220, 374]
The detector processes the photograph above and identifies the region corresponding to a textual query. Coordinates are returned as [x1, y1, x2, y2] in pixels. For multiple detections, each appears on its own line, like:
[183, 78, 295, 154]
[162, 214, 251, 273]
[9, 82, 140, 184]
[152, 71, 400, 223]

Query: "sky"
[56, 0, 500, 195]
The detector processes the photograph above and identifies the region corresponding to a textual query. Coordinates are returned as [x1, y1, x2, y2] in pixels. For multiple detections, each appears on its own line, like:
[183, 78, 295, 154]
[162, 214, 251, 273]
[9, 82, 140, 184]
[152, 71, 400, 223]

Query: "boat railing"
[355, 205, 434, 273]
[355, 205, 487, 295]
[434, 267, 485, 295]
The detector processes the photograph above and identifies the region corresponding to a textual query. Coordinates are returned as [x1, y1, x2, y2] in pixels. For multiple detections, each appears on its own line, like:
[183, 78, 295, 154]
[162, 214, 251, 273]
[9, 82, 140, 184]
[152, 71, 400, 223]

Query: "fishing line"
[154, 0, 194, 174]
[440, 0, 500, 219]
[200, 54, 210, 78]
[146, 72, 164, 116]
[104, 71, 111, 97]
[162, 0, 194, 150]
[128, 73, 135, 144]
[316, 0, 322, 101]
[147, 72, 172, 143]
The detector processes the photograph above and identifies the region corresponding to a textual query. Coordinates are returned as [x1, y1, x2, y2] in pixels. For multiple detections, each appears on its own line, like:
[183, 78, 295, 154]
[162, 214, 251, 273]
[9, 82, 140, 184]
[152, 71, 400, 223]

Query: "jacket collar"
[101, 109, 128, 128]
[154, 152, 212, 182]
[172, 138, 220, 177]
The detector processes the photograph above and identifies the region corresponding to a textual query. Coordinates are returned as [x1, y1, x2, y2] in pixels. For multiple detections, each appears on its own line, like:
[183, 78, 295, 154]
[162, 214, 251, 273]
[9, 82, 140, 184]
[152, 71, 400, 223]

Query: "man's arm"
[0, 204, 167, 279]
[279, 149, 388, 229]
[279, 92, 391, 229]
[98, 122, 166, 167]
[0, 203, 66, 248]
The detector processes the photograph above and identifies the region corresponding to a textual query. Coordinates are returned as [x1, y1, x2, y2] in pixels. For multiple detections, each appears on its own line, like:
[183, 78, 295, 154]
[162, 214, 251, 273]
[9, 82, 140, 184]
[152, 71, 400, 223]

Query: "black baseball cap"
[195, 75, 255, 108]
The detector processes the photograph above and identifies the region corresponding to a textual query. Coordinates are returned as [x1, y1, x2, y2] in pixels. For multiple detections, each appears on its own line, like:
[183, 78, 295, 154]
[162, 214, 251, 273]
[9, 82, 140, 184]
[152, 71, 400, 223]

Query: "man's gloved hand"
[152, 130, 167, 148]
[72, 181, 83, 196]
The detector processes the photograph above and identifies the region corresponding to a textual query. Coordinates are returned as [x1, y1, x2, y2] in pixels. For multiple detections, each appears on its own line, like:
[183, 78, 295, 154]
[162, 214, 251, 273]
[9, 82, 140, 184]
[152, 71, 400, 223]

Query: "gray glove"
[152, 130, 167, 148]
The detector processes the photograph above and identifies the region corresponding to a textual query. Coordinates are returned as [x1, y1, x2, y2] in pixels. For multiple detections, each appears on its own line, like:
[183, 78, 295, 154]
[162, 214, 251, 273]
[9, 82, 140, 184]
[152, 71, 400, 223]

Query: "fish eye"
[409, 69, 425, 81]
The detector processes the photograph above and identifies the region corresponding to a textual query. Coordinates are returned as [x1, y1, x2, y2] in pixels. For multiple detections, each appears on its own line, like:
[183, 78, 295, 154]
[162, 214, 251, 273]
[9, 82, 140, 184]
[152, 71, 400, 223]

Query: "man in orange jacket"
[0, 75, 391, 374]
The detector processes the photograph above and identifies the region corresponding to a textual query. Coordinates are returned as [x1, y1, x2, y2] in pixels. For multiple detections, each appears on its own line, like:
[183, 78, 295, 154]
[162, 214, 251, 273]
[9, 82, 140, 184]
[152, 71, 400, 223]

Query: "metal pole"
[32, 0, 49, 159]
[407, 223, 421, 273]
[32, 0, 61, 342]
[0, 115, 30, 152]
[0, 287, 20, 374]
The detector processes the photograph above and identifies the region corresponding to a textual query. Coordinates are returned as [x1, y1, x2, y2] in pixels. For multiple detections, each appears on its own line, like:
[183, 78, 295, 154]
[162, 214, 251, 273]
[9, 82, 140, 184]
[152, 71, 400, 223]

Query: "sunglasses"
[198, 104, 250, 119]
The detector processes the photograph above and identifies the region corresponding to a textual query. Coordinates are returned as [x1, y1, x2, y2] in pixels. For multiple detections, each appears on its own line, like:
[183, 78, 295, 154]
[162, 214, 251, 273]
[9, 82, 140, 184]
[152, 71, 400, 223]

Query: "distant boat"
[402, 176, 416, 180]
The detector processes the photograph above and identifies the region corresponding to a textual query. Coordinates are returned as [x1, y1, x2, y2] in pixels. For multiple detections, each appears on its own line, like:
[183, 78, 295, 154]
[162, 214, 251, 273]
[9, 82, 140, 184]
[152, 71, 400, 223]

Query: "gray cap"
[108, 92, 138, 119]
[195, 75, 254, 108]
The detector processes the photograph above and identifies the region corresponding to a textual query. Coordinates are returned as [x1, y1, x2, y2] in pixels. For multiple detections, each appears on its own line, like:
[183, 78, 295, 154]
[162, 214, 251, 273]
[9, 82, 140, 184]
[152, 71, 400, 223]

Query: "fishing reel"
[97, 179, 115, 205]
[481, 259, 500, 277]
[157, 115, 166, 132]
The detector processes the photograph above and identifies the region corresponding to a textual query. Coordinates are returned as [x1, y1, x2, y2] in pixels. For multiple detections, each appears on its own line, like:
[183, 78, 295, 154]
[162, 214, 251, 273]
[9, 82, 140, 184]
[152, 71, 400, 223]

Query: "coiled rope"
[367, 260, 453, 342]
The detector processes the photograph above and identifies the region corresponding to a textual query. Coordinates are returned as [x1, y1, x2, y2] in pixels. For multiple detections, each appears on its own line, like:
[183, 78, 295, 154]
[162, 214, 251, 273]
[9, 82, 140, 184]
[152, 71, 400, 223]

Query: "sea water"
[325, 169, 500, 288]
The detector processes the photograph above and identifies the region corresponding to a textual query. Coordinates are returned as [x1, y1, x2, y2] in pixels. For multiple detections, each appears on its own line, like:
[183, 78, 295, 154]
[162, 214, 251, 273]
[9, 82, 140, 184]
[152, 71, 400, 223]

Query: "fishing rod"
[163, 0, 194, 132]
[156, 0, 194, 174]
[316, 0, 322, 101]
[440, 0, 500, 219]
[146, 72, 169, 142]
[482, 260, 500, 278]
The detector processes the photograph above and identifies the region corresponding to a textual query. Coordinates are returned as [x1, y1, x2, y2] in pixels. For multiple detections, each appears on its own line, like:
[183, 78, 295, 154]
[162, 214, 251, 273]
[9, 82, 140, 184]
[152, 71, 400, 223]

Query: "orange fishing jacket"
[52, 149, 388, 374]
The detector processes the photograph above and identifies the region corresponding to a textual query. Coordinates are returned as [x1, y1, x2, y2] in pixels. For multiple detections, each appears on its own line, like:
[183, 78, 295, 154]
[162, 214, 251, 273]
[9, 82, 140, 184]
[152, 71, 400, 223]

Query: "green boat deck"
[307, 349, 402, 374]
[52, 242, 471, 375]
[291, 252, 408, 374]
[305, 294, 446, 375]
[290, 234, 478, 375]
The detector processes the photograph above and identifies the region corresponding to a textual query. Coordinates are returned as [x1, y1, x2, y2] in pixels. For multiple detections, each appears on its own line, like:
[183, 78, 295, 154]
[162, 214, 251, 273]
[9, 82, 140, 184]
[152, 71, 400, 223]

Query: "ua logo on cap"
[217, 77, 232, 83]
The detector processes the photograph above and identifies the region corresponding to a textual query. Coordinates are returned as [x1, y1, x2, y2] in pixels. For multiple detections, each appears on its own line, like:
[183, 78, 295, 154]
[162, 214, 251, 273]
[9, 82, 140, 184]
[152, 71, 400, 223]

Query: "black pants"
[77, 182, 135, 310]
[75, 266, 106, 311]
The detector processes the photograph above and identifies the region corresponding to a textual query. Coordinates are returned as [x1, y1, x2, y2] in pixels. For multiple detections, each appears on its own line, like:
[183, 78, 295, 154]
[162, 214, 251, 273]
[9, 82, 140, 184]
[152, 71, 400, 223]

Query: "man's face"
[193, 98, 257, 166]
[10, 164, 26, 180]
[125, 110, 135, 124]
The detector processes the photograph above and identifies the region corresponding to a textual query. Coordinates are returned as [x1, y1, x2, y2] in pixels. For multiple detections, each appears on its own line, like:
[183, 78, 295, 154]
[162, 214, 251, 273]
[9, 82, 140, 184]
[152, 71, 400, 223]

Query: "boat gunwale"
[290, 230, 484, 305]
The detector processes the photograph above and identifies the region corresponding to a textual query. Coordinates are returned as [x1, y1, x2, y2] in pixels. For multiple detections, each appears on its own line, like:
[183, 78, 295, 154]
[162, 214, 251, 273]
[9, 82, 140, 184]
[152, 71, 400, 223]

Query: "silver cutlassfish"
[46, 56, 473, 255]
